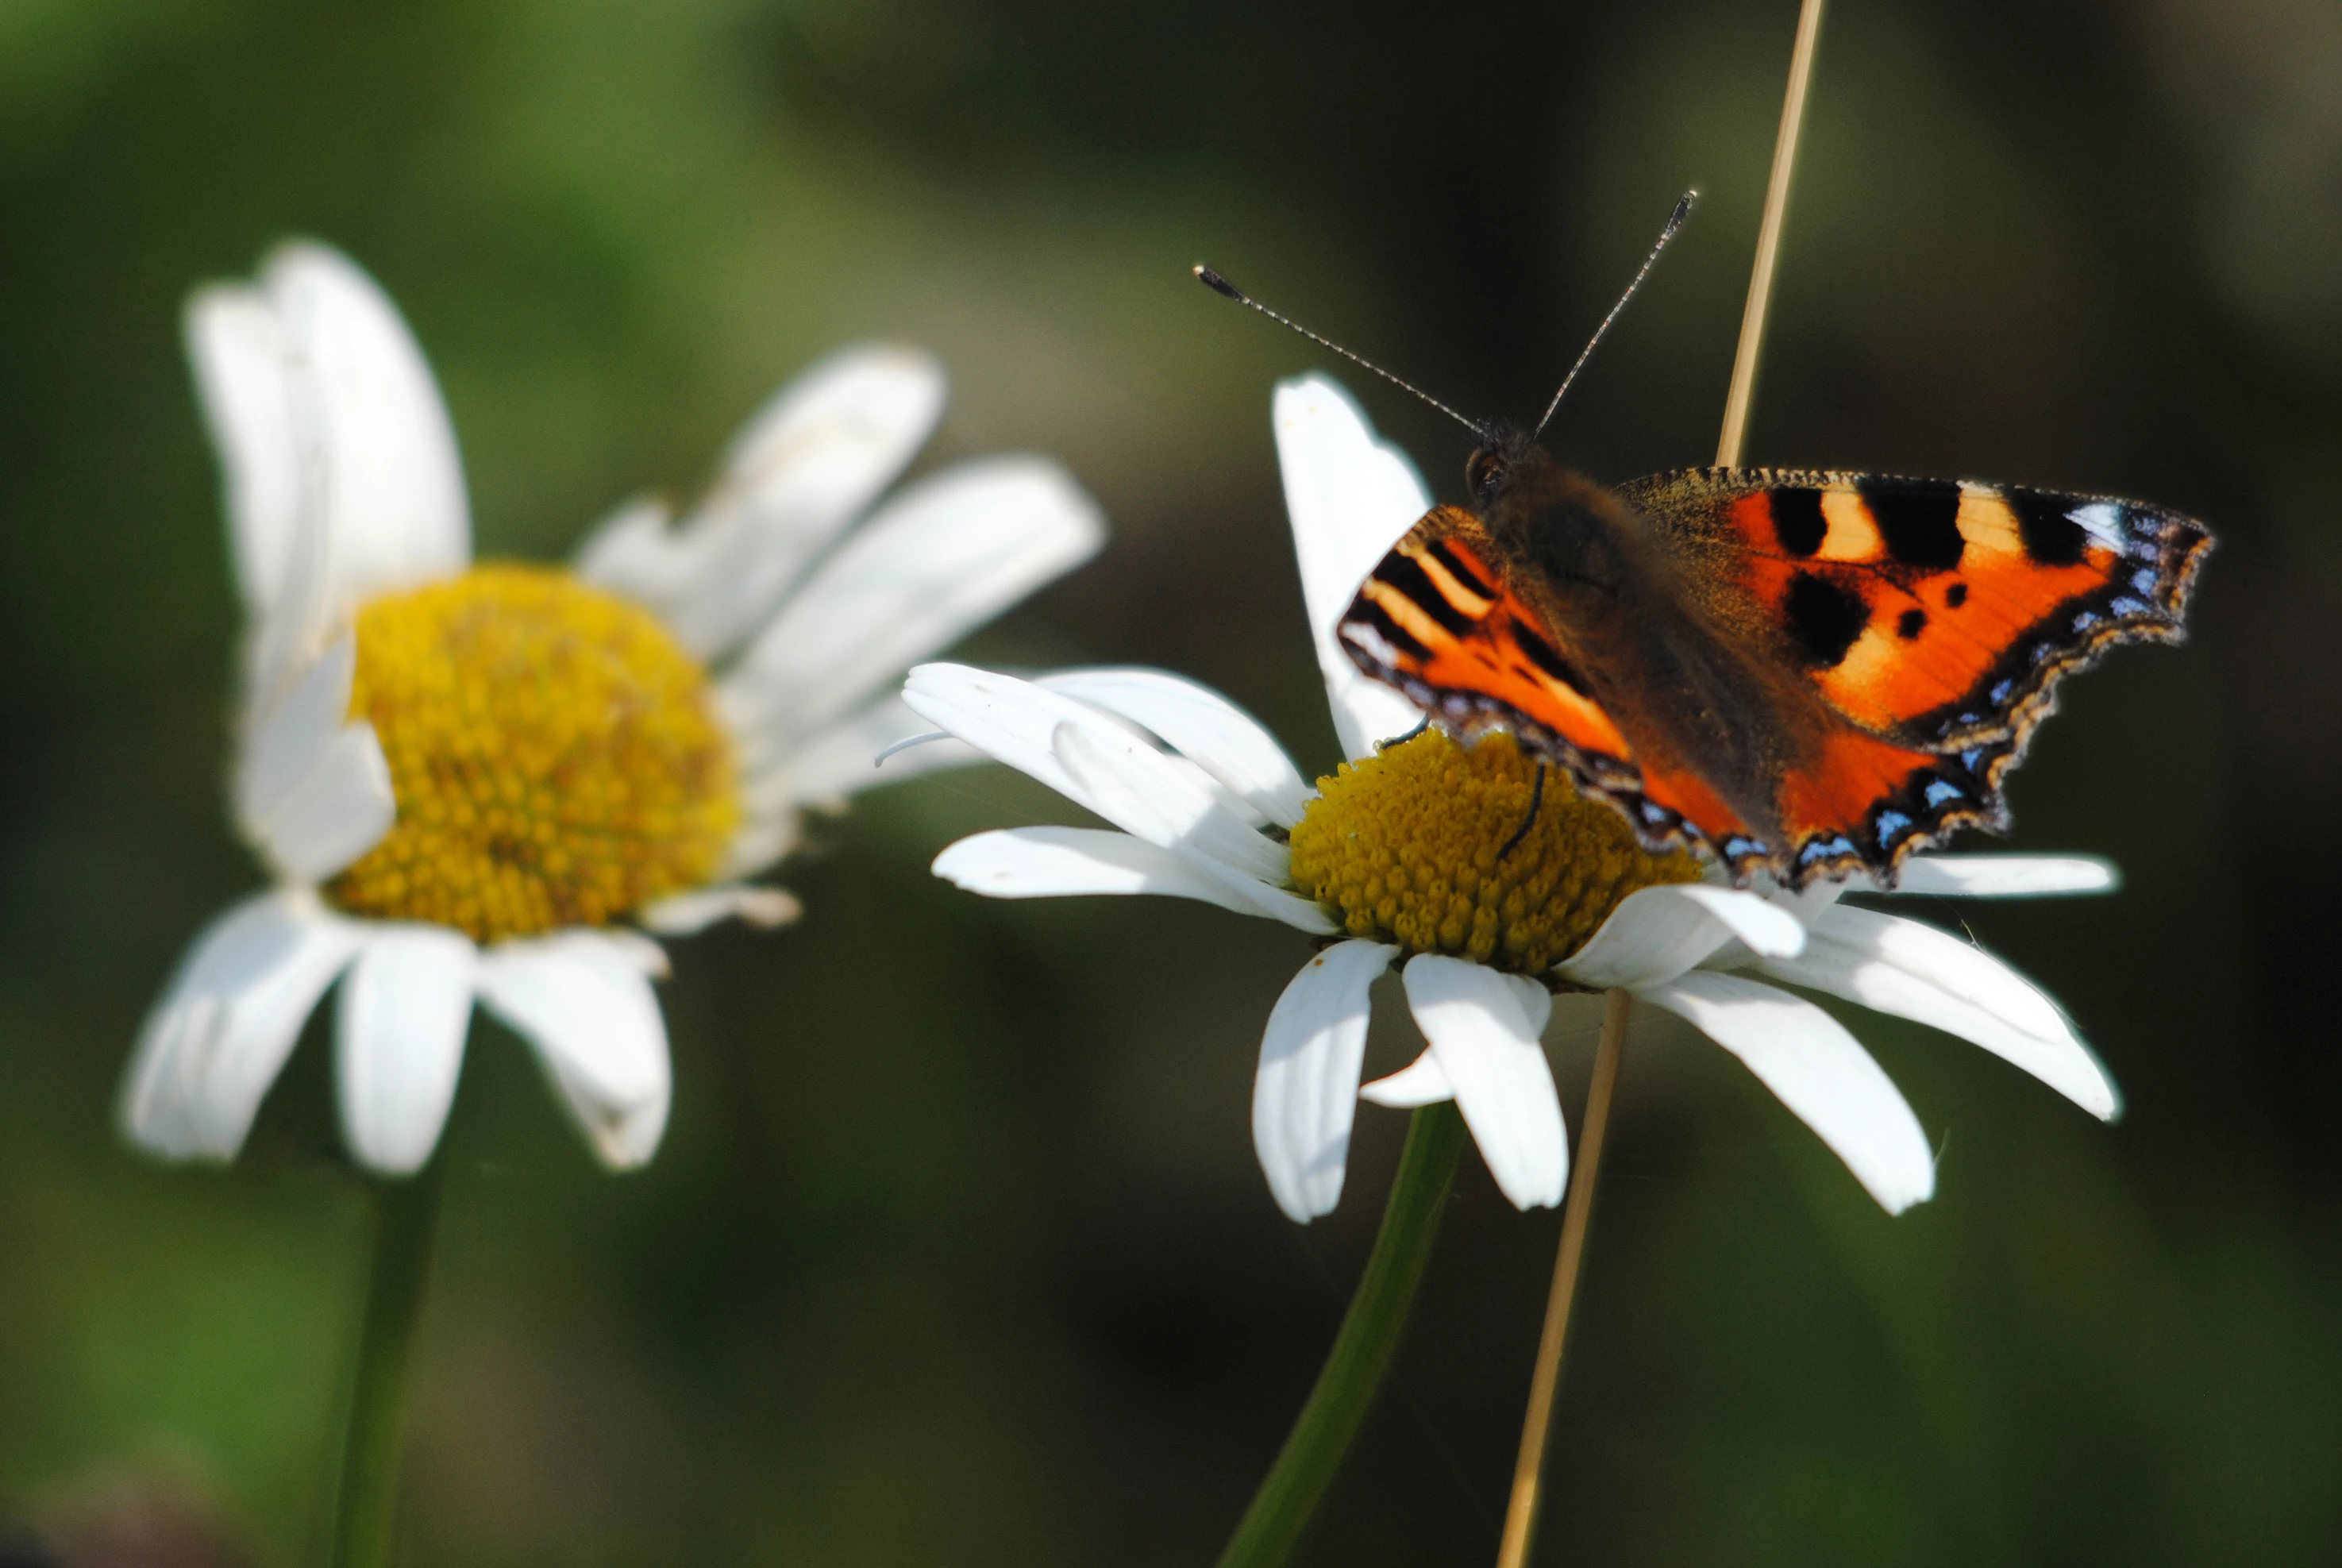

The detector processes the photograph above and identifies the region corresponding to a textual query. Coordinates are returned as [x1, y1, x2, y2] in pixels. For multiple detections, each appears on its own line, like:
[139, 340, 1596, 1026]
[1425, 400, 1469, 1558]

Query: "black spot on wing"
[2005, 487, 2090, 566]
[1897, 607, 1927, 640]
[1768, 487, 1827, 557]
[1785, 572, 1868, 668]
[1374, 553, 1476, 638]
[1344, 598, 1433, 661]
[1425, 538, 1496, 599]
[1512, 623, 1592, 697]
[1859, 477, 1965, 568]
[1944, 581, 1967, 607]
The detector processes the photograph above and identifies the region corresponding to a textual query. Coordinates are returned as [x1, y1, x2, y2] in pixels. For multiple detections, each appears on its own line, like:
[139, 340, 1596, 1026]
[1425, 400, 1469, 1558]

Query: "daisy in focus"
[905, 375, 2117, 1222]
[126, 242, 1103, 1176]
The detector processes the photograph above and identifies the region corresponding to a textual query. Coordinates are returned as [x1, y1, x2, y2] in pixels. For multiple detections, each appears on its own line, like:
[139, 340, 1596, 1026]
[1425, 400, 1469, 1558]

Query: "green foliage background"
[2, 0, 2337, 1562]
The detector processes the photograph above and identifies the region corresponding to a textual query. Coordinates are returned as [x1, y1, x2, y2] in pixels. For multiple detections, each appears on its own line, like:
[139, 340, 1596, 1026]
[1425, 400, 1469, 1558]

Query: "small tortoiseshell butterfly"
[1200, 197, 2214, 890]
[1335, 447, 2210, 888]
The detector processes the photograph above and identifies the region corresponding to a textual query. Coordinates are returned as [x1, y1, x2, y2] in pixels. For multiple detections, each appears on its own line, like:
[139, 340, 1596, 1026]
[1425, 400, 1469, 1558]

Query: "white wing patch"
[2066, 502, 2127, 552]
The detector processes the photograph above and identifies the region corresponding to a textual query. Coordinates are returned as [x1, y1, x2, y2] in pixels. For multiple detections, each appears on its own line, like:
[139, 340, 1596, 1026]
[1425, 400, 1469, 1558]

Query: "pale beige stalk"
[1717, 0, 1828, 469]
[1494, 988, 1631, 1568]
[1496, 2, 1828, 1561]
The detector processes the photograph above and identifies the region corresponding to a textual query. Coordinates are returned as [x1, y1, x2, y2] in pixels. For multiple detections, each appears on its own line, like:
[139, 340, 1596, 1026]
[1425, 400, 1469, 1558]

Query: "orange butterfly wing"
[1337, 474, 2211, 888]
[1336, 506, 1762, 856]
[1618, 468, 2213, 755]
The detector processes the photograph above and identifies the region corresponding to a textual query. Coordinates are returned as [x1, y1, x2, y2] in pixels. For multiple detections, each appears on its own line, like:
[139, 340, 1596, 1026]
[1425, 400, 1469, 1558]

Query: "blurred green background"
[3, 0, 2339, 1562]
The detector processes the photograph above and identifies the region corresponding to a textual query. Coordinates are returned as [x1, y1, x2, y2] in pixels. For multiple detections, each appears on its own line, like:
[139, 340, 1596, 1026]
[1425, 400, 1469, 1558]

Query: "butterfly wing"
[1335, 505, 1767, 868]
[1335, 473, 2210, 889]
[1615, 468, 2213, 754]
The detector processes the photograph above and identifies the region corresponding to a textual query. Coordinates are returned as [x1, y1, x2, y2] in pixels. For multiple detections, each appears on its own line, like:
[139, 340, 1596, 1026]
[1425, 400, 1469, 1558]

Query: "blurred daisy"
[904, 376, 2117, 1223]
[125, 242, 1102, 1175]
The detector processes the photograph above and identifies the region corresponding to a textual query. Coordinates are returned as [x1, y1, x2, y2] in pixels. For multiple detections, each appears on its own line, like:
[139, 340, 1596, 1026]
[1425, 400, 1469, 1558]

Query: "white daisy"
[124, 241, 1104, 1176]
[903, 374, 2119, 1223]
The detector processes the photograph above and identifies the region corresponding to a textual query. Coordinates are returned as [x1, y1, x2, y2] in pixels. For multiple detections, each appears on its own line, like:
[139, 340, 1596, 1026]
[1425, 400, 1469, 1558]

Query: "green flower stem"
[329, 1159, 444, 1568]
[1216, 1101, 1468, 1568]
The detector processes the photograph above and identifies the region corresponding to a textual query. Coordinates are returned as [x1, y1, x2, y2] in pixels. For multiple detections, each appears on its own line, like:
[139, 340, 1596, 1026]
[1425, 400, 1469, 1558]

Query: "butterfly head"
[1466, 427, 1569, 511]
[1461, 434, 1639, 606]
[1465, 427, 1531, 507]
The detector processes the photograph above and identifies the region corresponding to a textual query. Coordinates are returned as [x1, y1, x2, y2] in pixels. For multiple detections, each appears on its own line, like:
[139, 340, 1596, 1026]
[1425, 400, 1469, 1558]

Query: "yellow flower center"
[1288, 730, 1699, 973]
[324, 564, 740, 944]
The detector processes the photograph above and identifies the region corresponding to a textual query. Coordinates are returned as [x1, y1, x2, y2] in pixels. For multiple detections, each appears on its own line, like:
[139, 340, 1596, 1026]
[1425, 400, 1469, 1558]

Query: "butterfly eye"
[1466, 449, 1508, 502]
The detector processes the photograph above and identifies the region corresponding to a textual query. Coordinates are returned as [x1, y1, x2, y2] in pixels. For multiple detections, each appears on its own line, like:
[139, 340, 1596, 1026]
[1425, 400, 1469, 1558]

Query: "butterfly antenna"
[1533, 188, 1698, 439]
[1192, 265, 1484, 437]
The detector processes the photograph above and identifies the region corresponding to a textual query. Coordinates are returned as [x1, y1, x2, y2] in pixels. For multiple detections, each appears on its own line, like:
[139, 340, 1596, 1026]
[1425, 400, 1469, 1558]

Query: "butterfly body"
[1339, 437, 2212, 889]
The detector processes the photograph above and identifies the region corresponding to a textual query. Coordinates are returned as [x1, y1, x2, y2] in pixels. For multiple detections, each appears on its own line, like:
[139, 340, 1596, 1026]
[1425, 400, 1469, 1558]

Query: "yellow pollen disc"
[1287, 730, 1699, 973]
[324, 564, 740, 944]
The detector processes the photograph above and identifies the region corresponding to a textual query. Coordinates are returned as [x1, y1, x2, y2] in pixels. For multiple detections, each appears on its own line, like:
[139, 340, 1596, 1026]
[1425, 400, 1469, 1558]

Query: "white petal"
[1558, 884, 1805, 991]
[715, 349, 942, 528]
[234, 636, 396, 888]
[717, 811, 803, 886]
[737, 694, 984, 822]
[1273, 376, 1437, 760]
[568, 495, 672, 599]
[725, 693, 985, 883]
[722, 457, 1104, 746]
[475, 930, 672, 1169]
[1500, 969, 1555, 1037]
[1054, 722, 1332, 931]
[639, 883, 802, 935]
[598, 926, 675, 977]
[192, 245, 470, 719]
[578, 346, 946, 660]
[1359, 1048, 1454, 1108]
[900, 664, 1327, 931]
[1755, 871, 1858, 926]
[120, 891, 361, 1162]
[1039, 668, 1313, 828]
[260, 245, 469, 596]
[1051, 717, 1291, 885]
[933, 826, 1301, 921]
[237, 631, 357, 828]
[1885, 855, 2120, 898]
[1756, 905, 2118, 1119]
[249, 720, 396, 885]
[191, 247, 470, 618]
[1403, 954, 1567, 1209]
[333, 925, 477, 1174]
[902, 663, 1089, 801]
[1639, 970, 1935, 1214]
[1254, 942, 1397, 1222]
[185, 288, 309, 624]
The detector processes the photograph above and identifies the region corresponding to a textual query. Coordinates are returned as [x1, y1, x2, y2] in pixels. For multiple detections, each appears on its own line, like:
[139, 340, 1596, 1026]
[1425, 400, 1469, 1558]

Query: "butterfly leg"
[1498, 763, 1547, 861]
[1377, 717, 1432, 751]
